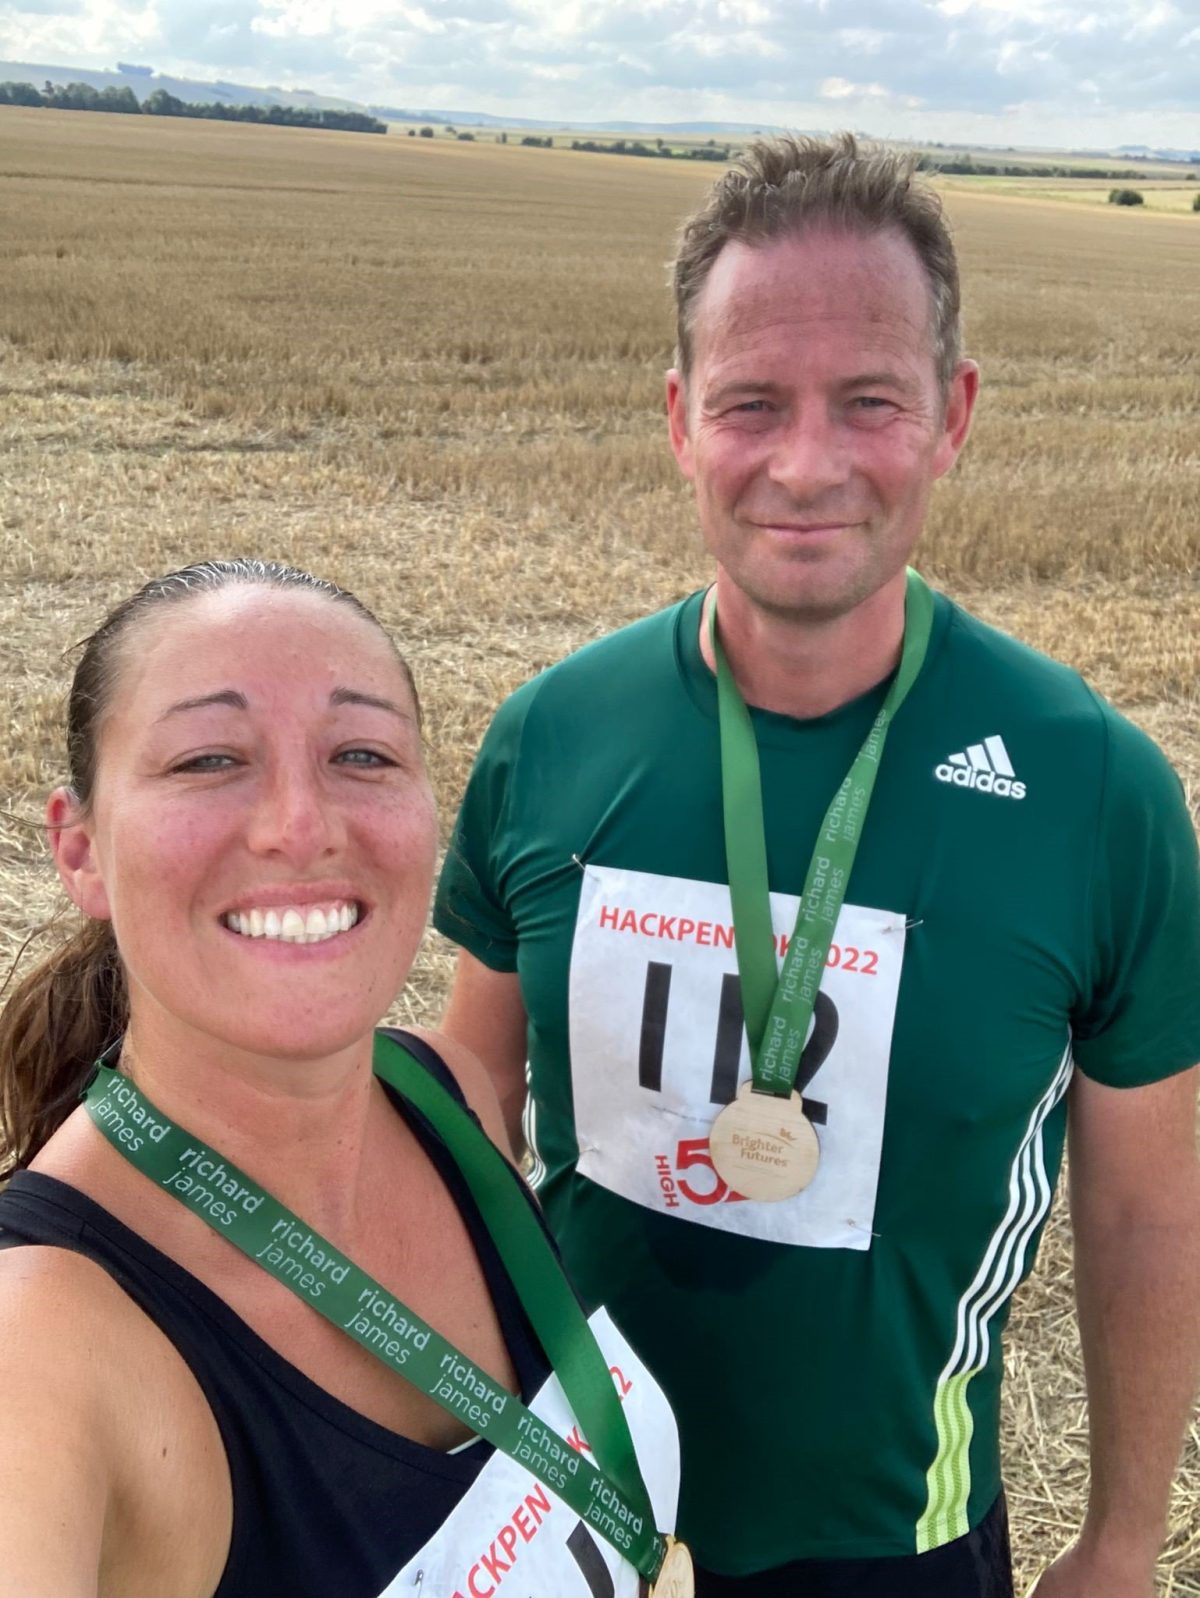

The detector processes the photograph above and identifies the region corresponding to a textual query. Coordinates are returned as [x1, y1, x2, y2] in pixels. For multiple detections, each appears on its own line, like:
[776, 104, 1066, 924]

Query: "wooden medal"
[708, 1081, 820, 1202]
[650, 1537, 695, 1598]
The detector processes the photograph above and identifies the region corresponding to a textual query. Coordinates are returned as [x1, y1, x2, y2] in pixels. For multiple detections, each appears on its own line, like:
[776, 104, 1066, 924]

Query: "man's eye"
[852, 396, 891, 410]
[335, 748, 396, 768]
[733, 400, 770, 413]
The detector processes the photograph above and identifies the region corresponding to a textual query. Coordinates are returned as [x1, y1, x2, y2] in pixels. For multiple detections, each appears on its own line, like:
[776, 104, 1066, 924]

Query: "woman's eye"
[334, 748, 396, 768]
[172, 753, 236, 773]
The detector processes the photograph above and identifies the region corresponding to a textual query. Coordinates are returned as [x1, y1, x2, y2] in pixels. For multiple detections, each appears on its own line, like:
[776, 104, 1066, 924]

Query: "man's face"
[666, 227, 977, 624]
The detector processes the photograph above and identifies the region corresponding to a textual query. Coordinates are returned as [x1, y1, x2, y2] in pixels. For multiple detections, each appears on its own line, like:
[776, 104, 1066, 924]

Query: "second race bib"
[379, 1309, 679, 1597]
[567, 864, 906, 1250]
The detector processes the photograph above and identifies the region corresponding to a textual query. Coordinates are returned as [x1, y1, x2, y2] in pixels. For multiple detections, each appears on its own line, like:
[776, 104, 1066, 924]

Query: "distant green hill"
[0, 59, 363, 114]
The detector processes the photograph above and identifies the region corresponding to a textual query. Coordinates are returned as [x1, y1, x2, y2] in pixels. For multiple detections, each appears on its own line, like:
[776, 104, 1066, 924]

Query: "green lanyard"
[83, 1035, 667, 1583]
[710, 568, 934, 1096]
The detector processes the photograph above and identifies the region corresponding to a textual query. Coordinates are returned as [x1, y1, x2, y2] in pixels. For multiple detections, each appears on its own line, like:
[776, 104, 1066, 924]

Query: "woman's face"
[51, 585, 437, 1066]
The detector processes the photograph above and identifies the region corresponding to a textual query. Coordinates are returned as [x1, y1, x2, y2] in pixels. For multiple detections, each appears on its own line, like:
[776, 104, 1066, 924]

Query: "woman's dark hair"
[0, 559, 415, 1178]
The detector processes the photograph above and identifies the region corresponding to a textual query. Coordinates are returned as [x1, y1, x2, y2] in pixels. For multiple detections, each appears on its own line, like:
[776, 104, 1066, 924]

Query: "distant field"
[947, 173, 1200, 213]
[925, 143, 1195, 178]
[1, 106, 1197, 1591]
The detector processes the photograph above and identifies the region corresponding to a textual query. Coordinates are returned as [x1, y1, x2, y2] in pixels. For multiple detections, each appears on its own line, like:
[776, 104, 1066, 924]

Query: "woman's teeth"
[222, 902, 360, 943]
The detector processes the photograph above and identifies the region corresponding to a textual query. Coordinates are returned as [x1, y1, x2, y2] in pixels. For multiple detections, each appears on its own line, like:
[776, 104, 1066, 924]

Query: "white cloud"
[251, 3, 340, 40]
[937, 0, 1070, 16]
[685, 28, 784, 59]
[821, 75, 885, 99]
[836, 27, 889, 53]
[1124, 1, 1179, 35]
[819, 74, 924, 108]
[716, 0, 773, 22]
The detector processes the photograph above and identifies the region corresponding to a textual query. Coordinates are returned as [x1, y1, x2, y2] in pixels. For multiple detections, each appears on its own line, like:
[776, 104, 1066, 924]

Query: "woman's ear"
[46, 788, 111, 921]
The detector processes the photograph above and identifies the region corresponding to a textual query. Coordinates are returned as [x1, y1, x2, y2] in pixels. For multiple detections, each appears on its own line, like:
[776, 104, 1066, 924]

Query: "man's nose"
[766, 404, 848, 501]
[245, 762, 342, 862]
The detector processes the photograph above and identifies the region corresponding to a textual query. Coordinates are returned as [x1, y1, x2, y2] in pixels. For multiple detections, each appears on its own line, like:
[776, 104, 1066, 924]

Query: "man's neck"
[699, 568, 908, 719]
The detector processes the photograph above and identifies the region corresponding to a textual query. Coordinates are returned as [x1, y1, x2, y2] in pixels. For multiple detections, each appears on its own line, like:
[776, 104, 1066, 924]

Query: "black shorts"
[693, 1493, 1013, 1598]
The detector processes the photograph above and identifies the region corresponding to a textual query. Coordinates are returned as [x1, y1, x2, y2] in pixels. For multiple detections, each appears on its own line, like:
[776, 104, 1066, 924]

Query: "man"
[434, 135, 1200, 1596]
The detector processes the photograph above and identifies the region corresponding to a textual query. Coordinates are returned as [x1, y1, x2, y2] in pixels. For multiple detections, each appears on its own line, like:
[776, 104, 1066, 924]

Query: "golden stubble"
[1, 108, 1197, 1590]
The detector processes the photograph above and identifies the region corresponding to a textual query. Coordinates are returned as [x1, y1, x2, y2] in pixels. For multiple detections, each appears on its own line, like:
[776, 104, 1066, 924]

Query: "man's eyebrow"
[704, 380, 780, 406]
[840, 371, 915, 390]
[704, 371, 919, 405]
[157, 689, 248, 721]
[330, 687, 414, 722]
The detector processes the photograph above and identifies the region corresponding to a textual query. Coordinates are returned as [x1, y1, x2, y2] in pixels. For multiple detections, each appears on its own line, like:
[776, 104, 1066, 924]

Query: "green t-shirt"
[434, 589, 1200, 1571]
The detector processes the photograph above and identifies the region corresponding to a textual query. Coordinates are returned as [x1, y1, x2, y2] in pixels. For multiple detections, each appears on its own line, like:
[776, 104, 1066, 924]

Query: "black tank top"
[0, 1031, 552, 1598]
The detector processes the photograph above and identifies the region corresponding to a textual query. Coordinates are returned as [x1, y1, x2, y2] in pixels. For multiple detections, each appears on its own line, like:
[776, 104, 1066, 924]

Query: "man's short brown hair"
[672, 132, 963, 395]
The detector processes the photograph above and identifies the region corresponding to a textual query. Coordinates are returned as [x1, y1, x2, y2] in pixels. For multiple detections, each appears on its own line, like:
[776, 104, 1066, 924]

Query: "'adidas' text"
[934, 735, 1027, 801]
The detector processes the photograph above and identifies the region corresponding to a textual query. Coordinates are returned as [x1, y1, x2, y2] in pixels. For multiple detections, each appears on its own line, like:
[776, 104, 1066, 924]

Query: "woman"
[0, 560, 684, 1598]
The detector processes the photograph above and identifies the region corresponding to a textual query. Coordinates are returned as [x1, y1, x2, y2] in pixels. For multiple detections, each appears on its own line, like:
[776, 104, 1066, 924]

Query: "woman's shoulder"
[0, 1232, 164, 1443]
[0, 1219, 209, 1441]
[386, 1026, 516, 1162]
[0, 1226, 147, 1341]
[0, 1217, 231, 1595]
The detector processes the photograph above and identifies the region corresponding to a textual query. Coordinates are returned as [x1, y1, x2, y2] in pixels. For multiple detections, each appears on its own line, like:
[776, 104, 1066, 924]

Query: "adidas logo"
[934, 736, 1026, 800]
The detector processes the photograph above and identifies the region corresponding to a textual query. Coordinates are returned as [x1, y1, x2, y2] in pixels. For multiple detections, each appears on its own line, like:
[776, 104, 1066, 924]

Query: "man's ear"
[932, 359, 980, 480]
[46, 787, 111, 922]
[666, 368, 695, 481]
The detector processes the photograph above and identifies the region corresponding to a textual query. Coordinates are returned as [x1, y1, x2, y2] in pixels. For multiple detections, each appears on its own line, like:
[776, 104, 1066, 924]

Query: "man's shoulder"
[938, 594, 1183, 789]
[941, 596, 1098, 709]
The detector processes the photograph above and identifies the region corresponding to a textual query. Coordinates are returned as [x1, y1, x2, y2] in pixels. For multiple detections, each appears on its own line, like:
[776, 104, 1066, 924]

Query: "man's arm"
[441, 949, 529, 1155]
[1033, 1065, 1200, 1598]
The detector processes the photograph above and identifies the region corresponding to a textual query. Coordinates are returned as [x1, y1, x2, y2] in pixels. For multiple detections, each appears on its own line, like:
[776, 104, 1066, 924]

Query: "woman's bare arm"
[0, 1248, 125, 1595]
[0, 1246, 230, 1598]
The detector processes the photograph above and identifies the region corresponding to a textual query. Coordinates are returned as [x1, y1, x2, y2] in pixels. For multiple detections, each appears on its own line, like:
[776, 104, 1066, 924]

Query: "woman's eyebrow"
[157, 689, 248, 721]
[155, 687, 414, 723]
[330, 687, 414, 722]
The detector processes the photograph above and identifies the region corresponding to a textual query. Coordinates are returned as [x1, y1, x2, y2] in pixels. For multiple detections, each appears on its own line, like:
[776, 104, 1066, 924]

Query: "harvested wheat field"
[1, 106, 1197, 1589]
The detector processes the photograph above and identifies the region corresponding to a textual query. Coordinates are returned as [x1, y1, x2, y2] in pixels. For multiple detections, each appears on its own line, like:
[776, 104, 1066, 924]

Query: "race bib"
[567, 865, 906, 1250]
[378, 1310, 679, 1597]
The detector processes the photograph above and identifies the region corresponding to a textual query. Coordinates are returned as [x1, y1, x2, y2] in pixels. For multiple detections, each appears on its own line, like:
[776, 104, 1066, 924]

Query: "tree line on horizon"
[913, 152, 1187, 180]
[0, 80, 387, 134]
[569, 136, 732, 161]
[3, 82, 1192, 177]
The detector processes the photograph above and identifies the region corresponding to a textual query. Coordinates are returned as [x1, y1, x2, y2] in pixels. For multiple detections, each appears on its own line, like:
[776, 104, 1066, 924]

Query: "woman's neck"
[114, 1016, 379, 1240]
[700, 567, 907, 720]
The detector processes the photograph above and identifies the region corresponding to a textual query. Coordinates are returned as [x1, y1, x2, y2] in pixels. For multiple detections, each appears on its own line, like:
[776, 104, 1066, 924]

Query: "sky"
[1, 0, 1198, 149]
